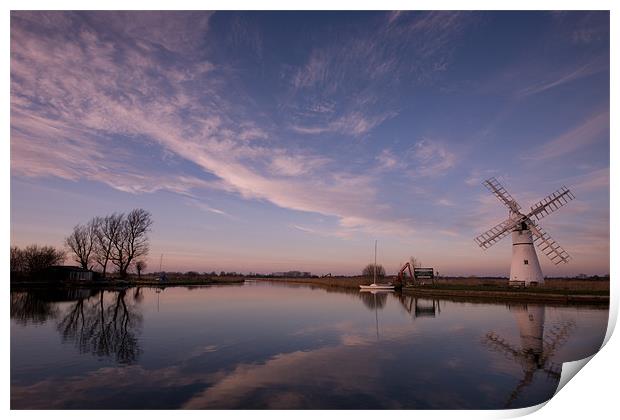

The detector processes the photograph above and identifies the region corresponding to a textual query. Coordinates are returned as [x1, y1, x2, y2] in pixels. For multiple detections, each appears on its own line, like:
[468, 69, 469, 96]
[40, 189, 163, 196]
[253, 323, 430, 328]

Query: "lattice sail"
[483, 177, 521, 213]
[475, 218, 520, 249]
[528, 222, 571, 265]
[528, 186, 575, 221]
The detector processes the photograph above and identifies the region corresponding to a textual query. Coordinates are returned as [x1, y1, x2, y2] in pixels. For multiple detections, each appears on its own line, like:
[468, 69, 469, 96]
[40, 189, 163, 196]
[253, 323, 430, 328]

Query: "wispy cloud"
[558, 167, 610, 194]
[10, 12, 408, 237]
[522, 111, 609, 161]
[409, 139, 457, 177]
[517, 59, 607, 97]
[436, 198, 455, 207]
[290, 111, 395, 137]
[186, 198, 231, 218]
[286, 11, 475, 138]
[376, 149, 403, 171]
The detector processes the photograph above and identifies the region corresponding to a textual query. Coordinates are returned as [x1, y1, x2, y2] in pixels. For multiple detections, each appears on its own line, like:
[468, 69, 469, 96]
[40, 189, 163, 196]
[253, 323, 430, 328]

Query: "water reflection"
[11, 287, 143, 364]
[359, 290, 388, 310]
[483, 304, 575, 408]
[360, 290, 392, 339]
[57, 289, 143, 364]
[11, 291, 59, 325]
[398, 295, 441, 318]
[10, 284, 606, 409]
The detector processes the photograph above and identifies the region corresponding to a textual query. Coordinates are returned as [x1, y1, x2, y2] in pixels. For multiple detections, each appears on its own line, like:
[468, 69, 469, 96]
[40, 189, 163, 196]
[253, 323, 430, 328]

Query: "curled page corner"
[554, 354, 595, 396]
[504, 401, 549, 418]
[601, 291, 618, 348]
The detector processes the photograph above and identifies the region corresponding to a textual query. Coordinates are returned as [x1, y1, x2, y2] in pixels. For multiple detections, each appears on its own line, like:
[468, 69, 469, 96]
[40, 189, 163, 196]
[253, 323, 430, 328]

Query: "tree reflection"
[10, 291, 59, 325]
[359, 291, 388, 310]
[56, 288, 143, 364]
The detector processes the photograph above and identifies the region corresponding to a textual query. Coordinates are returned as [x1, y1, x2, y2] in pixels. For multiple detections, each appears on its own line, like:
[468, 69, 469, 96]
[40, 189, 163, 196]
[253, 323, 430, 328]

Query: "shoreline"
[259, 278, 610, 305]
[10, 276, 609, 305]
[401, 286, 609, 305]
[10, 278, 245, 289]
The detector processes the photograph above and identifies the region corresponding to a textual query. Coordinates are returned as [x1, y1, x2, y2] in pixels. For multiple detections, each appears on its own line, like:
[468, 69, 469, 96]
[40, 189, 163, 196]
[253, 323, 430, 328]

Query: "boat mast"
[374, 240, 377, 284]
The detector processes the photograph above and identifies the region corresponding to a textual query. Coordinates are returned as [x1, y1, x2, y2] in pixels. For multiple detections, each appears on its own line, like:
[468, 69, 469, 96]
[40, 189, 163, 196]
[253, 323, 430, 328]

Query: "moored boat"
[360, 240, 394, 290]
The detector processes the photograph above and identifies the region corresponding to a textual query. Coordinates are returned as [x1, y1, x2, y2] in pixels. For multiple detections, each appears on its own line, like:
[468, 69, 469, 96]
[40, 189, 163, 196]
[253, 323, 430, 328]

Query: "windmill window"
[524, 259, 529, 265]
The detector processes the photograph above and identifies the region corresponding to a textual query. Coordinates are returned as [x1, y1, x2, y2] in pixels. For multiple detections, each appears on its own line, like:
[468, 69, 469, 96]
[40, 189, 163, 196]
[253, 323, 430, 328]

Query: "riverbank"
[10, 275, 609, 305]
[260, 277, 609, 305]
[401, 285, 609, 305]
[10, 276, 245, 288]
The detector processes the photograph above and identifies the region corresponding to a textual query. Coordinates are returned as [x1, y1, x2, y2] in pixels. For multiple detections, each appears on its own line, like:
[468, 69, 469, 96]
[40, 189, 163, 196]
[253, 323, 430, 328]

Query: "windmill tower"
[483, 305, 575, 407]
[474, 177, 575, 286]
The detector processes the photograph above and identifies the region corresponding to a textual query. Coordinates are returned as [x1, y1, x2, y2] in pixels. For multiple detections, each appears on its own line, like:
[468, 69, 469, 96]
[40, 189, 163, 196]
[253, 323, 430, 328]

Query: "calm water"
[11, 282, 608, 409]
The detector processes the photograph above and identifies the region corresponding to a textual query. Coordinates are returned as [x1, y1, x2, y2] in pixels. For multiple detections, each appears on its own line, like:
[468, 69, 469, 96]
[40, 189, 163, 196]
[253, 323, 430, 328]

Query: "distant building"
[271, 270, 312, 278]
[45, 266, 95, 282]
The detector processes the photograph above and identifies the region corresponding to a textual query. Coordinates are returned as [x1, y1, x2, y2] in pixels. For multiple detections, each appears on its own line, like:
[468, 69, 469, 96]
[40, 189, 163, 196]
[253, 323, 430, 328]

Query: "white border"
[3, 1, 616, 419]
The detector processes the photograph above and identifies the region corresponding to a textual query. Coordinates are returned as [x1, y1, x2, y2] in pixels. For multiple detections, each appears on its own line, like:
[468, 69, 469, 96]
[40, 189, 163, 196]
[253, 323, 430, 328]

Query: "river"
[10, 281, 608, 409]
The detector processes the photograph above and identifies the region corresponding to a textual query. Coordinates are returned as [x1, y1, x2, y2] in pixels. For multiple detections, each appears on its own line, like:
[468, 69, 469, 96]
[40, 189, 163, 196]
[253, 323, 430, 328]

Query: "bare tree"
[93, 214, 123, 278]
[65, 219, 98, 269]
[362, 263, 385, 280]
[135, 260, 146, 278]
[409, 256, 422, 269]
[111, 209, 153, 278]
[11, 246, 26, 273]
[16, 245, 65, 275]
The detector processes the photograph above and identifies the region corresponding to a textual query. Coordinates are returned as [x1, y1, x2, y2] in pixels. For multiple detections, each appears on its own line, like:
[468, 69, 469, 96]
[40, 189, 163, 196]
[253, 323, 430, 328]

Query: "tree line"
[10, 245, 66, 276]
[11, 208, 152, 279]
[65, 208, 153, 278]
[361, 257, 421, 279]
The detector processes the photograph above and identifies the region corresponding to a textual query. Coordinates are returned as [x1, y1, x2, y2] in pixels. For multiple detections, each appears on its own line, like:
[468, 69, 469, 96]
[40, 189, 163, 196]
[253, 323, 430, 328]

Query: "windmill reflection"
[57, 288, 144, 364]
[483, 304, 574, 408]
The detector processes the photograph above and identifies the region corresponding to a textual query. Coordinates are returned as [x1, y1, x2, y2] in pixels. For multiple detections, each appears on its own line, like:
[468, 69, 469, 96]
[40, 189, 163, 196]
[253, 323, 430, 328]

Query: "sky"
[10, 11, 610, 276]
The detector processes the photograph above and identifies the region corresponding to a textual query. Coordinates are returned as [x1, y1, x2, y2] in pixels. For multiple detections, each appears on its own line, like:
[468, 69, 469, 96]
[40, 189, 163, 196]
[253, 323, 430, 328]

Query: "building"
[45, 266, 95, 282]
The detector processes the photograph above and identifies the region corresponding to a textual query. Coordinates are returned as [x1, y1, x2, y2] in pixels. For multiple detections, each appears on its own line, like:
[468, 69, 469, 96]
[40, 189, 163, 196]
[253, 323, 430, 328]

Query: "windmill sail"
[527, 222, 571, 265]
[475, 218, 521, 249]
[527, 186, 575, 221]
[483, 177, 521, 213]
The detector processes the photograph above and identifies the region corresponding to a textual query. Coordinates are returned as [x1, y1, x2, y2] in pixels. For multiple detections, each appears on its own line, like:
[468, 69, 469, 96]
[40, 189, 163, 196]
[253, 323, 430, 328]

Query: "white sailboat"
[359, 240, 394, 290]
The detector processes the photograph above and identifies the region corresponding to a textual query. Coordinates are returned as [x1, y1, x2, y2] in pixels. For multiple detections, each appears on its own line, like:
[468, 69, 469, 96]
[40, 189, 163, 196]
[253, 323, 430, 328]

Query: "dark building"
[45, 266, 95, 282]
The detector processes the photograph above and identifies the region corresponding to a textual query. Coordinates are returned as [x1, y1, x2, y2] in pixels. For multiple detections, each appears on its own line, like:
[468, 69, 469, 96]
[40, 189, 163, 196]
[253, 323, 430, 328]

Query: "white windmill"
[475, 177, 575, 286]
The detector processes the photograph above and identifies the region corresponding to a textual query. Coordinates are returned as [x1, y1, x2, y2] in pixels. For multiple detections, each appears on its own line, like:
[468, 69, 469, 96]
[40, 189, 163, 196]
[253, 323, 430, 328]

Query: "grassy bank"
[260, 276, 370, 289]
[11, 275, 245, 288]
[402, 285, 609, 305]
[258, 276, 609, 305]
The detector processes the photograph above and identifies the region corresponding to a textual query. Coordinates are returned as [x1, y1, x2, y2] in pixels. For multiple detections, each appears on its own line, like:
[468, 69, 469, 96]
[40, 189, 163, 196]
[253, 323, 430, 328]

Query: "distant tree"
[110, 209, 153, 278]
[409, 256, 422, 269]
[362, 263, 385, 280]
[10, 246, 26, 273]
[11, 245, 65, 276]
[65, 219, 98, 270]
[93, 214, 123, 278]
[135, 261, 146, 279]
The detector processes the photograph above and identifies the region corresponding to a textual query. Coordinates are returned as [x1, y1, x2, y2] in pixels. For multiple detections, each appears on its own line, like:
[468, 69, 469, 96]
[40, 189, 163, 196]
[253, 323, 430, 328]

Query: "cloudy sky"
[10, 11, 609, 276]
